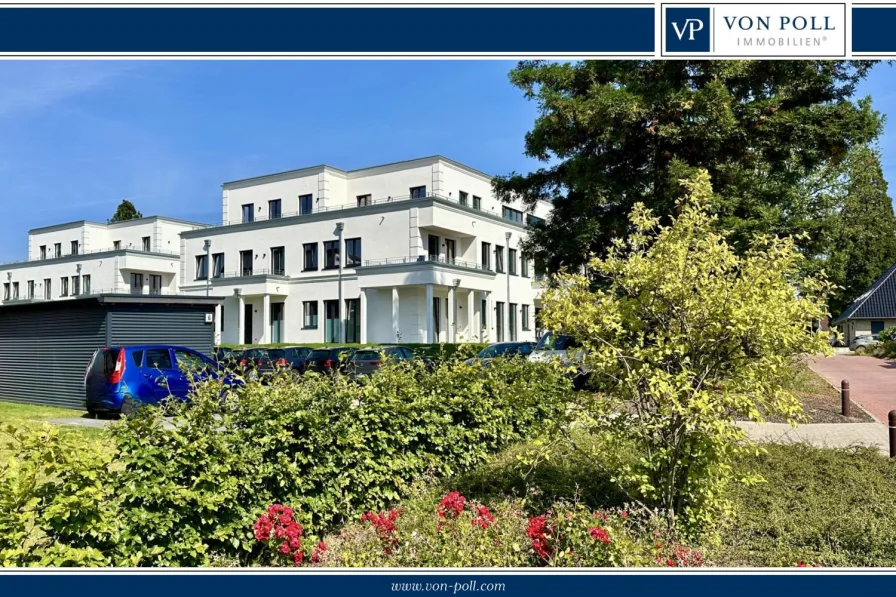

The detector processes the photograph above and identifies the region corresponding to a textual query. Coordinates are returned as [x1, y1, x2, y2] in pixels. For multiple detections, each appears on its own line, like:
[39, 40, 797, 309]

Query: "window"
[480, 300, 487, 333]
[324, 240, 340, 270]
[473, 196, 482, 210]
[195, 254, 208, 280]
[82, 275, 91, 295]
[345, 238, 362, 267]
[71, 240, 79, 255]
[410, 186, 427, 199]
[60, 277, 69, 297]
[269, 199, 282, 219]
[481, 242, 491, 270]
[522, 305, 531, 330]
[503, 207, 523, 223]
[39, 245, 46, 260]
[71, 276, 80, 296]
[240, 250, 253, 276]
[2, 282, 8, 301]
[509, 303, 517, 341]
[43, 279, 51, 299]
[131, 350, 144, 367]
[522, 258, 530, 278]
[357, 194, 372, 207]
[240, 204, 254, 224]
[496, 246, 505, 273]
[131, 273, 143, 293]
[303, 243, 318, 271]
[496, 302, 505, 342]
[142, 236, 151, 251]
[144, 348, 173, 370]
[303, 301, 319, 328]
[509, 249, 518, 275]
[445, 239, 456, 263]
[428, 234, 440, 259]
[527, 214, 545, 227]
[54, 243, 61, 257]
[459, 191, 468, 206]
[871, 321, 886, 335]
[174, 349, 210, 373]
[113, 240, 121, 250]
[11, 282, 18, 300]
[150, 275, 162, 295]
[299, 194, 313, 215]
[212, 253, 225, 278]
[271, 246, 285, 275]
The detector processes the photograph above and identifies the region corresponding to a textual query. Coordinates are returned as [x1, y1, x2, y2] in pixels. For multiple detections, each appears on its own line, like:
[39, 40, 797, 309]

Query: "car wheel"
[86, 406, 99, 418]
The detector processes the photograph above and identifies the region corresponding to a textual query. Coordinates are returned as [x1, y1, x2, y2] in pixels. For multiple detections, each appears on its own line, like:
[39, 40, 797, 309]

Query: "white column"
[360, 289, 368, 344]
[261, 294, 271, 344]
[467, 290, 476, 342]
[425, 283, 434, 344]
[236, 292, 245, 345]
[448, 286, 456, 343]
[392, 287, 400, 342]
[214, 304, 222, 346]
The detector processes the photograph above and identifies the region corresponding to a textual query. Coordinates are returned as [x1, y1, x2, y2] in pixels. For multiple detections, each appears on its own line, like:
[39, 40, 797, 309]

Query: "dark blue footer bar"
[1, 573, 894, 596]
[0, 7, 655, 54]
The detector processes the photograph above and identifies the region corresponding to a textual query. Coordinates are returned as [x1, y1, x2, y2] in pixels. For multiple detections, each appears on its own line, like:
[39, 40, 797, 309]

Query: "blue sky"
[0, 60, 894, 262]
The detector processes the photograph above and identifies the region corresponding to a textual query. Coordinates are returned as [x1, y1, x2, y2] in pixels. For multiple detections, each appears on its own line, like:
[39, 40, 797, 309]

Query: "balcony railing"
[361, 255, 494, 273]
[221, 192, 533, 227]
[0, 247, 180, 267]
[205, 268, 288, 280]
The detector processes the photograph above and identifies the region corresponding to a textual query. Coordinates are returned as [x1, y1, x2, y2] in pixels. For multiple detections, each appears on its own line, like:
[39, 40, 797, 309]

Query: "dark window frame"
[458, 191, 468, 206]
[269, 198, 282, 219]
[303, 301, 319, 328]
[481, 242, 491, 270]
[271, 246, 286, 275]
[323, 240, 340, 270]
[142, 236, 151, 251]
[345, 238, 362, 267]
[299, 194, 314, 215]
[495, 246, 505, 274]
[303, 243, 319, 271]
[241, 203, 254, 223]
[212, 253, 225, 278]
[509, 248, 518, 276]
[195, 254, 208, 280]
[473, 196, 482, 210]
[410, 185, 427, 199]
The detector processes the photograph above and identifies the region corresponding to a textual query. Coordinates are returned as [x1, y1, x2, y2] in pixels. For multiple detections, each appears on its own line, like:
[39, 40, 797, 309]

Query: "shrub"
[538, 171, 833, 537]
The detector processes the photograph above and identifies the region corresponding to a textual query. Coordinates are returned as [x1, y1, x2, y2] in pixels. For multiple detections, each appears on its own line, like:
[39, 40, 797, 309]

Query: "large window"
[509, 303, 517, 341]
[242, 204, 254, 223]
[495, 246, 505, 274]
[71, 276, 80, 296]
[527, 214, 545, 227]
[303, 301, 318, 328]
[195, 254, 208, 280]
[131, 273, 143, 293]
[481, 242, 491, 270]
[345, 298, 360, 343]
[458, 191, 468, 206]
[39, 245, 46, 260]
[357, 194, 372, 207]
[303, 243, 318, 271]
[71, 240, 79, 255]
[240, 250, 253, 276]
[269, 199, 282, 219]
[83, 275, 91, 295]
[299, 194, 313, 215]
[522, 305, 531, 330]
[496, 302, 505, 342]
[11, 282, 18, 300]
[473, 196, 482, 210]
[503, 207, 523, 223]
[212, 253, 225, 278]
[54, 243, 61, 258]
[522, 257, 529, 278]
[324, 240, 340, 270]
[509, 249, 518, 275]
[142, 236, 151, 251]
[113, 240, 121, 250]
[271, 246, 285, 275]
[43, 279, 51, 299]
[60, 277, 69, 297]
[410, 185, 427, 199]
[480, 299, 487, 335]
[2, 282, 9, 301]
[345, 238, 362, 267]
[26, 281, 34, 299]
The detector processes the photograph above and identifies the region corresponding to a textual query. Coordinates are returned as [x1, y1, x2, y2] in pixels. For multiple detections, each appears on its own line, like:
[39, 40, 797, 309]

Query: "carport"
[0, 294, 223, 409]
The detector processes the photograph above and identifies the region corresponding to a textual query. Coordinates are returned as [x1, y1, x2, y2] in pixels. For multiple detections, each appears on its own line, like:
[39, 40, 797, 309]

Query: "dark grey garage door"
[108, 305, 214, 356]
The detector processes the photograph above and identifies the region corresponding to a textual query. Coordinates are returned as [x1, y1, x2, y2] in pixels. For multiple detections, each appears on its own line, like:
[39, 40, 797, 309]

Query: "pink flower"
[437, 492, 467, 519]
[589, 526, 611, 544]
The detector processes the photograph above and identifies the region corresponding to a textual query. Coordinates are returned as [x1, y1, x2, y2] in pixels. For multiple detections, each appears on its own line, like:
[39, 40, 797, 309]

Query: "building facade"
[0, 156, 550, 346]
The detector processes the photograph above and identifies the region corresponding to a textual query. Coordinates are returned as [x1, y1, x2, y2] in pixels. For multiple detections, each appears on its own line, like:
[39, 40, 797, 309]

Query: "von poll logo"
[663, 3, 847, 57]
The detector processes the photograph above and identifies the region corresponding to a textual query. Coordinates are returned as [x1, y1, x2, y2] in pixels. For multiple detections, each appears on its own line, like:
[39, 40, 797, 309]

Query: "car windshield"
[478, 344, 523, 358]
[535, 332, 579, 351]
[353, 351, 381, 361]
[309, 349, 330, 359]
[268, 349, 286, 360]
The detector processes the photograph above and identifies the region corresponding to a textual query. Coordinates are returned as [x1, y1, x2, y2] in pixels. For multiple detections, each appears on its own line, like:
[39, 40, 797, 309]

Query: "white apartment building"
[0, 156, 551, 346]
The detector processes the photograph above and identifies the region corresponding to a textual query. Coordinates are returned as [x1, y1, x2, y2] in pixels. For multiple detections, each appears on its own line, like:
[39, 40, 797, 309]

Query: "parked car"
[303, 347, 357, 374]
[851, 334, 879, 353]
[347, 346, 433, 379]
[464, 342, 534, 366]
[85, 345, 233, 416]
[215, 347, 243, 371]
[528, 331, 591, 390]
[280, 346, 315, 373]
[238, 348, 293, 379]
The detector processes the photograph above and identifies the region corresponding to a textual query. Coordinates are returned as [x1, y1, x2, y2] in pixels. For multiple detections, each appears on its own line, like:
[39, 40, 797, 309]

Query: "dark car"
[85, 345, 235, 416]
[238, 348, 293, 379]
[215, 347, 243, 371]
[303, 347, 357, 374]
[280, 346, 315, 372]
[465, 342, 535, 366]
[347, 346, 432, 379]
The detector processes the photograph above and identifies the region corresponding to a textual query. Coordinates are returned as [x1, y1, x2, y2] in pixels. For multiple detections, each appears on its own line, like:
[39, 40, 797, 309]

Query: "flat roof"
[0, 293, 224, 312]
[28, 215, 211, 234]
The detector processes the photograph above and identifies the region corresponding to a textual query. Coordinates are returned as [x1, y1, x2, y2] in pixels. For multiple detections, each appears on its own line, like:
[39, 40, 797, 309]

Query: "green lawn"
[0, 401, 105, 460]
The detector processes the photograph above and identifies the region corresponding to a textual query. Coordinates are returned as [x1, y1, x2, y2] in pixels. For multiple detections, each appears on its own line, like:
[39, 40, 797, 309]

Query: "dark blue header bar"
[0, 7, 655, 54]
[853, 6, 896, 54]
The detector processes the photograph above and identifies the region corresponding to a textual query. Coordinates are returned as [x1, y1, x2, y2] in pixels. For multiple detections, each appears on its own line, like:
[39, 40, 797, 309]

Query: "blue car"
[84, 345, 236, 416]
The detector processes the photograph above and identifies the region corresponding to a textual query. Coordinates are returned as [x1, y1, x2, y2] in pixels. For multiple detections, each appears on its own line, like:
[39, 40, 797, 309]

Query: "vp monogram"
[671, 18, 705, 41]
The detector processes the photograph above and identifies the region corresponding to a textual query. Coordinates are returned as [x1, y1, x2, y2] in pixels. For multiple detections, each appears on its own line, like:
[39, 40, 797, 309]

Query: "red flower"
[292, 550, 305, 566]
[278, 541, 292, 555]
[253, 514, 273, 542]
[527, 515, 552, 561]
[796, 562, 821, 568]
[362, 509, 402, 552]
[312, 541, 328, 564]
[589, 526, 611, 544]
[472, 505, 494, 530]
[620, 511, 629, 518]
[437, 491, 467, 519]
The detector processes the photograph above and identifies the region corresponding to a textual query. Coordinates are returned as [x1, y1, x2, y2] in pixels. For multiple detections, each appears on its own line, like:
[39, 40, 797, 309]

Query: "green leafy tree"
[538, 172, 833, 536]
[108, 199, 142, 223]
[495, 60, 883, 275]
[822, 146, 896, 316]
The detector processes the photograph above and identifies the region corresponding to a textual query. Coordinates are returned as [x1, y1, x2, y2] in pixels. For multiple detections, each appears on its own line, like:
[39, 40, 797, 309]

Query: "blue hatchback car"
[84, 345, 234, 415]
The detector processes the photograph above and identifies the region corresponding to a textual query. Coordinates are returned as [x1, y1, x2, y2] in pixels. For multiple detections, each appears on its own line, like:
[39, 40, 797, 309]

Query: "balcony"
[362, 254, 491, 273]
[356, 254, 497, 292]
[209, 268, 288, 280]
[0, 247, 179, 267]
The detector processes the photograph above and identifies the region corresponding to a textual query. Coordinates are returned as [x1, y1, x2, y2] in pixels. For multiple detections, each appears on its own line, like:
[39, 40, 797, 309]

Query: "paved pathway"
[47, 417, 110, 429]
[736, 421, 889, 454]
[807, 355, 896, 424]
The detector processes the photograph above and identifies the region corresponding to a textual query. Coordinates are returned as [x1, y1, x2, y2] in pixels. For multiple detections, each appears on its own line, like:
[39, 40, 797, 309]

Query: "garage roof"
[832, 263, 896, 324]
